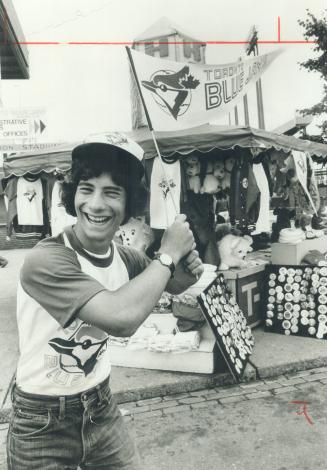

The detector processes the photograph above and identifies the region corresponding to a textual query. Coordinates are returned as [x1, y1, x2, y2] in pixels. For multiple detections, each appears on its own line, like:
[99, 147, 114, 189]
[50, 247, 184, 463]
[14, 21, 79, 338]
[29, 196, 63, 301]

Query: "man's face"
[74, 172, 127, 253]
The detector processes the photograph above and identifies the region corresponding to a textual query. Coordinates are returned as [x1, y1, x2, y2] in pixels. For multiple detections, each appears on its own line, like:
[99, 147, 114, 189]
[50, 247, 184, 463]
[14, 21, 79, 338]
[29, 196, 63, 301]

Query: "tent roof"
[128, 124, 327, 160]
[3, 142, 76, 178]
[133, 16, 204, 43]
[3, 125, 327, 178]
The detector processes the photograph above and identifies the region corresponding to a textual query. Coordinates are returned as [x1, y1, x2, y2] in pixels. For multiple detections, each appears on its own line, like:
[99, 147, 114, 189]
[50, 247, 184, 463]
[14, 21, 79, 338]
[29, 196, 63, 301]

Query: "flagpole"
[126, 46, 179, 216]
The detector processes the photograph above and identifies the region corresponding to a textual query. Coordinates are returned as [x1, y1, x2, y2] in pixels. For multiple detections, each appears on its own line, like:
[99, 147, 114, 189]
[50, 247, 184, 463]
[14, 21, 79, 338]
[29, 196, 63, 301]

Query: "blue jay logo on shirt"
[142, 66, 200, 120]
[23, 188, 37, 202]
[48, 323, 108, 376]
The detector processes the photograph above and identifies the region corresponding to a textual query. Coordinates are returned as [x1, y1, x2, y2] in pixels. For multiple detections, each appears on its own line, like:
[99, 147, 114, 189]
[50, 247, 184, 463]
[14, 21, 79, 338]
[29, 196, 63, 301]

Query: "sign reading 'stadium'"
[129, 48, 282, 131]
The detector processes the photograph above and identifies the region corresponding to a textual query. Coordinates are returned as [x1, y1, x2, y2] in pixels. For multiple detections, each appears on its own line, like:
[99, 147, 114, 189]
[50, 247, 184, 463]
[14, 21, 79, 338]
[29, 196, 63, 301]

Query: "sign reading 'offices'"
[0, 108, 47, 140]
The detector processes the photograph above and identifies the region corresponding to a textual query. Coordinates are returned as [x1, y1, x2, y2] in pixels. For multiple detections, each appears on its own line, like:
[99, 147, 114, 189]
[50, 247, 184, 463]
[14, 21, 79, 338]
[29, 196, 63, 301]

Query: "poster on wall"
[197, 273, 255, 381]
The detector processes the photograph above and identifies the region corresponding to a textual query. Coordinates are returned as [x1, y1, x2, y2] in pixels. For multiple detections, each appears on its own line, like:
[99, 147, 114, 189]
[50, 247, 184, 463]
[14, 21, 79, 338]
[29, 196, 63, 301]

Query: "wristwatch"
[154, 252, 175, 278]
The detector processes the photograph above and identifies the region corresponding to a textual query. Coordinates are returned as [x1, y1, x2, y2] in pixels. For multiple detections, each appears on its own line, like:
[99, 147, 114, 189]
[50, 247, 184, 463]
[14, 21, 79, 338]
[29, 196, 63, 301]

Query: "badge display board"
[264, 265, 327, 339]
[197, 273, 254, 381]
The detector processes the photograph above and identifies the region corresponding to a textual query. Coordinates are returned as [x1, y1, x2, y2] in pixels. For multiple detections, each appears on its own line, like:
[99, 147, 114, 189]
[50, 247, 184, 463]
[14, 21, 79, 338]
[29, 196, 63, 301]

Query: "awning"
[0, 0, 29, 79]
[3, 143, 75, 177]
[129, 125, 327, 160]
[4, 125, 327, 178]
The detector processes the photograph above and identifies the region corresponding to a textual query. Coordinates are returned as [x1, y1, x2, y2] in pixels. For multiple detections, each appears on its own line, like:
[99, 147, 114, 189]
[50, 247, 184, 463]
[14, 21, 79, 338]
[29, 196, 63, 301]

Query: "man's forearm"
[78, 260, 172, 336]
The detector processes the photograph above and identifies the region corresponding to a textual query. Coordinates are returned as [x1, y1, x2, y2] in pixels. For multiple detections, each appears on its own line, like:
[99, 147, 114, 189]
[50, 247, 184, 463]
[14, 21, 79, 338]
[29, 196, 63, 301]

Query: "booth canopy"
[3, 125, 327, 178]
[3, 143, 76, 177]
[129, 125, 327, 160]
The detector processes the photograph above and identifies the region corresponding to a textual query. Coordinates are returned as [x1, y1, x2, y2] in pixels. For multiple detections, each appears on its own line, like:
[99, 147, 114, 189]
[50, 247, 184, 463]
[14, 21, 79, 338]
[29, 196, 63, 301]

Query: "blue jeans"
[6, 378, 141, 469]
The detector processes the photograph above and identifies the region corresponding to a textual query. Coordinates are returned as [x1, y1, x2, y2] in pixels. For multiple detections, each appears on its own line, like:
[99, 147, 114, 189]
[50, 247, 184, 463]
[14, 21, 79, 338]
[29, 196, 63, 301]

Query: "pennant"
[292, 151, 317, 214]
[129, 48, 282, 131]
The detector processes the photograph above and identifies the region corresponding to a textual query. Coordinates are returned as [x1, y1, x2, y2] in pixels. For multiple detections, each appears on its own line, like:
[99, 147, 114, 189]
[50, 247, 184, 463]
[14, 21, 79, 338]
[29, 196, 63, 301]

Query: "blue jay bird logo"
[48, 324, 108, 376]
[142, 66, 200, 120]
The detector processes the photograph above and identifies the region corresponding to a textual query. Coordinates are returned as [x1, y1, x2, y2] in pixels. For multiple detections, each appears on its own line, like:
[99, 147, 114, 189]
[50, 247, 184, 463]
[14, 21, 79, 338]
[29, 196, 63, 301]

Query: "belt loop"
[59, 396, 65, 421]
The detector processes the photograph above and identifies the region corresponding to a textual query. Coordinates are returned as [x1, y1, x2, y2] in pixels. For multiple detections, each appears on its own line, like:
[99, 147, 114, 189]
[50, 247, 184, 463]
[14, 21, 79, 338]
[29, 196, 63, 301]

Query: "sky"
[1, 0, 326, 144]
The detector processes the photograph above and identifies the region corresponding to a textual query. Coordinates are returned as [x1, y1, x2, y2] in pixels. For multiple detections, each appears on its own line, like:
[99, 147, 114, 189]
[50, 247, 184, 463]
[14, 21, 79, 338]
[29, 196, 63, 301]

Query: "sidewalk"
[2, 366, 327, 470]
[2, 248, 327, 414]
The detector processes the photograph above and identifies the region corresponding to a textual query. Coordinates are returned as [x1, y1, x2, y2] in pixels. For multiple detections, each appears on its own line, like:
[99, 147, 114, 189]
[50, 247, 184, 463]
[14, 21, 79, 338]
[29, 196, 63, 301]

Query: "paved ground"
[1, 366, 327, 469]
[3, 249, 327, 468]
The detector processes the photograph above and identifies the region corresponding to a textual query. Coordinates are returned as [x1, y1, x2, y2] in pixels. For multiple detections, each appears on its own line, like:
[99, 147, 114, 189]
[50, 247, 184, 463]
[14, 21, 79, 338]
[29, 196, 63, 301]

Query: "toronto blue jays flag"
[129, 48, 282, 131]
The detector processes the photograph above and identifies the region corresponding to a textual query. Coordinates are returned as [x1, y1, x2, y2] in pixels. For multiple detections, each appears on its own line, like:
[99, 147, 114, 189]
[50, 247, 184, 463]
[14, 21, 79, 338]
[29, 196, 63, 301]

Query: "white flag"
[129, 48, 282, 131]
[292, 151, 317, 214]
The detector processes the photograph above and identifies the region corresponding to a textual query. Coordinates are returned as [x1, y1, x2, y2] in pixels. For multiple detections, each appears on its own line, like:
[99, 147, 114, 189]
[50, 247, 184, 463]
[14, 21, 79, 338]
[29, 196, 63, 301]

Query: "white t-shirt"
[16, 176, 44, 225]
[16, 226, 149, 396]
[50, 180, 77, 236]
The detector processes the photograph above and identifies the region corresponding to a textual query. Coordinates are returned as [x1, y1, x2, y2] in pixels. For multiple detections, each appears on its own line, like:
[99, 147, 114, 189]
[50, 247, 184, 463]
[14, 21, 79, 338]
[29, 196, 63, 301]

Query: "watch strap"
[154, 252, 175, 277]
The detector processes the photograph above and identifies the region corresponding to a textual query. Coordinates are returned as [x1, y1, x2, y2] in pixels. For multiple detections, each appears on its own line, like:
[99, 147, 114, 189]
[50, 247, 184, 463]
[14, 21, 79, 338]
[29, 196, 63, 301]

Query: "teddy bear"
[213, 160, 226, 189]
[200, 159, 220, 194]
[116, 216, 154, 252]
[217, 233, 253, 270]
[185, 154, 201, 193]
[200, 173, 220, 194]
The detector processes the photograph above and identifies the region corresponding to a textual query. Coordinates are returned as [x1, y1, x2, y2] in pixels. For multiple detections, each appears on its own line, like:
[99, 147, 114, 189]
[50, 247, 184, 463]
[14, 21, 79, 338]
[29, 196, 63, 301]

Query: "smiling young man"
[7, 141, 203, 470]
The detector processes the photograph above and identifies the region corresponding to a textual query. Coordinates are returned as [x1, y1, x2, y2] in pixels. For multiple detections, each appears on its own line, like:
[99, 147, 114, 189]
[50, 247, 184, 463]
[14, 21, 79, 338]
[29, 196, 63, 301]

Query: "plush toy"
[116, 216, 154, 252]
[200, 159, 220, 194]
[200, 174, 220, 194]
[213, 161, 226, 189]
[185, 155, 201, 193]
[217, 233, 253, 270]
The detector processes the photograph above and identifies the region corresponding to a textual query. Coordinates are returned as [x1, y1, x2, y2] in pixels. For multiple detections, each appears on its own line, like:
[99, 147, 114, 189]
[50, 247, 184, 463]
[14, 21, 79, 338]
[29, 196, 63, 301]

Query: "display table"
[108, 313, 218, 374]
[218, 263, 268, 328]
[271, 235, 327, 265]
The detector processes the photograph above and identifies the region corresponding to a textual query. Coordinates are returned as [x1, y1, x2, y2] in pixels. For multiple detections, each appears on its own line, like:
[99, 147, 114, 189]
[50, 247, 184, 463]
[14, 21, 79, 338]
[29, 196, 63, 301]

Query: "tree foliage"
[298, 9, 327, 142]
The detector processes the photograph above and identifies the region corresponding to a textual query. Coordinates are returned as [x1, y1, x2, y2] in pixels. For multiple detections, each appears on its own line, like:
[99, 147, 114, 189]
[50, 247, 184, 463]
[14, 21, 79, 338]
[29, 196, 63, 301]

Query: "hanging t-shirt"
[51, 180, 76, 236]
[252, 163, 270, 234]
[150, 158, 181, 229]
[16, 176, 44, 225]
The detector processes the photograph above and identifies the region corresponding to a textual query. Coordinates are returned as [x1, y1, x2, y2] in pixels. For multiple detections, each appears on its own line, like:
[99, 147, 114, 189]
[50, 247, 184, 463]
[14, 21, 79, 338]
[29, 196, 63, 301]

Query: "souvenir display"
[197, 273, 254, 381]
[264, 265, 327, 340]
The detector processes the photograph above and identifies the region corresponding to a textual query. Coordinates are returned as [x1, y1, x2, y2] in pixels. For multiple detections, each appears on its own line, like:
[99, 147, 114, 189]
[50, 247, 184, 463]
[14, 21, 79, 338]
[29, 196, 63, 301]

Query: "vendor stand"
[3, 126, 327, 377]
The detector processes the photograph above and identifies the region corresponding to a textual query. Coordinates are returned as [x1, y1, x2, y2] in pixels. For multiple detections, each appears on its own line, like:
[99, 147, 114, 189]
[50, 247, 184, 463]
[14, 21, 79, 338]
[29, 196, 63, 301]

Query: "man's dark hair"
[61, 144, 147, 224]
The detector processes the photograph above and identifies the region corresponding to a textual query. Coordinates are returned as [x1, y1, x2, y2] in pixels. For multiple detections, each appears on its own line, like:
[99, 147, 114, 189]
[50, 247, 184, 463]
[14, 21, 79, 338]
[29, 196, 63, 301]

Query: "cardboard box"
[271, 235, 327, 265]
[218, 264, 267, 328]
[108, 313, 219, 374]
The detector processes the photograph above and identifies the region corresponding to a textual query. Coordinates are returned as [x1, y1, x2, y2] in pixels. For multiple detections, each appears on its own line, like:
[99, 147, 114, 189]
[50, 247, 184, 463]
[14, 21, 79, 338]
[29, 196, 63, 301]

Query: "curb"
[2, 359, 327, 424]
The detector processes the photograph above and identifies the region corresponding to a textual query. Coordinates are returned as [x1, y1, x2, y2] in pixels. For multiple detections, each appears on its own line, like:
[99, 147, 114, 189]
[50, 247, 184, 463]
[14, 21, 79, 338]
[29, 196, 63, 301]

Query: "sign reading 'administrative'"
[0, 108, 46, 139]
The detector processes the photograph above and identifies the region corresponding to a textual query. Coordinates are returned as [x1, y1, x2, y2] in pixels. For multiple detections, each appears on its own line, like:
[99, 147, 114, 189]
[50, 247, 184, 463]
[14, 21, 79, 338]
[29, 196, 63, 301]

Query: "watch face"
[160, 253, 172, 265]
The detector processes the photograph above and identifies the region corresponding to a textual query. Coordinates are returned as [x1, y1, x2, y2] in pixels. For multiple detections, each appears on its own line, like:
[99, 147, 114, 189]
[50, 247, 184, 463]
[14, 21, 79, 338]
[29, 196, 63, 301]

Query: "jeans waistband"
[12, 377, 111, 414]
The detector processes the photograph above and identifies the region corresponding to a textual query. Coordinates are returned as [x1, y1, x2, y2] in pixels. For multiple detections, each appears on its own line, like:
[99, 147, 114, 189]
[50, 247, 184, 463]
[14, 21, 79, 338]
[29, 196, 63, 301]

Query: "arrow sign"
[34, 119, 46, 134]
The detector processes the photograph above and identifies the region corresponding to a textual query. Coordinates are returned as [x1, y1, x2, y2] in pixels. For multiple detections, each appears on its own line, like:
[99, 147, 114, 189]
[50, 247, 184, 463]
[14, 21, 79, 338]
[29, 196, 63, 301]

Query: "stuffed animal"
[213, 161, 226, 189]
[217, 233, 253, 270]
[116, 216, 154, 252]
[185, 155, 201, 193]
[200, 159, 220, 194]
[200, 174, 220, 194]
